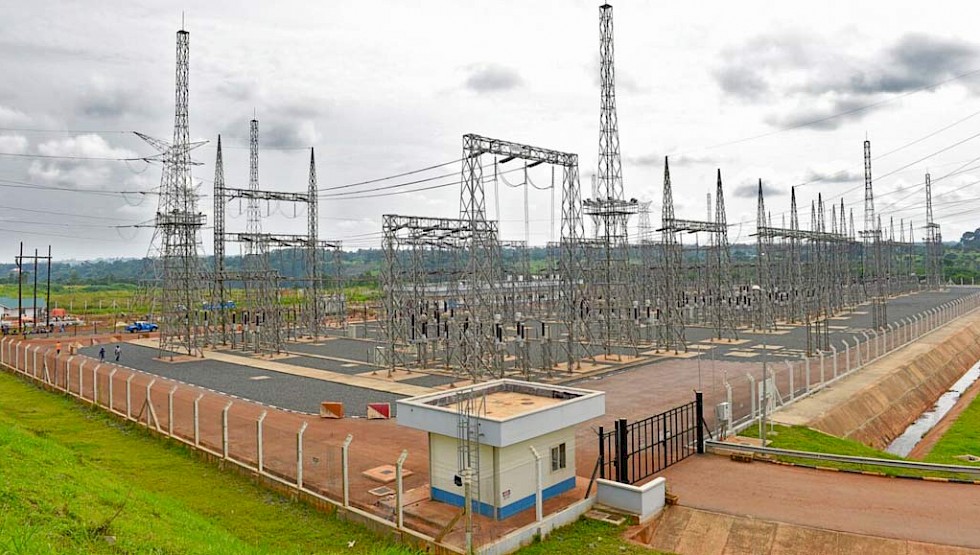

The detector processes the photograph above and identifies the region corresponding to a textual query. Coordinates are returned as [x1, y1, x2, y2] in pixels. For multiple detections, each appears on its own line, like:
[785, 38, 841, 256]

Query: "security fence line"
[0, 338, 465, 555]
[722, 290, 980, 436]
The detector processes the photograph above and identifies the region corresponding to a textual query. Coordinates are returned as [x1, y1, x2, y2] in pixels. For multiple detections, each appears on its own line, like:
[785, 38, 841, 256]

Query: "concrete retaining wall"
[808, 312, 980, 449]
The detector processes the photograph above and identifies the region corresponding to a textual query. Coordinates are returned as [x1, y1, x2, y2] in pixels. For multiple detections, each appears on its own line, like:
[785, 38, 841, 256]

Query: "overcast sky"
[4, 0, 980, 262]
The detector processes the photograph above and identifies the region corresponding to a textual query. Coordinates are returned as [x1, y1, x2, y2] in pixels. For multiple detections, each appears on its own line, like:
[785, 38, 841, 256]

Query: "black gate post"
[598, 425, 605, 479]
[616, 418, 629, 483]
[695, 390, 705, 454]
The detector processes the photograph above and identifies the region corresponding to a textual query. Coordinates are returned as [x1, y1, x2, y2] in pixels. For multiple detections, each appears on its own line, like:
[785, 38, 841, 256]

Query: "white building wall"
[429, 432, 495, 504]
[495, 427, 576, 507]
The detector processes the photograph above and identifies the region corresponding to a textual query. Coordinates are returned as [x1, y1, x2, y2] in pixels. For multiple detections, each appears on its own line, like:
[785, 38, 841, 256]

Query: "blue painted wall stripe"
[431, 476, 576, 520]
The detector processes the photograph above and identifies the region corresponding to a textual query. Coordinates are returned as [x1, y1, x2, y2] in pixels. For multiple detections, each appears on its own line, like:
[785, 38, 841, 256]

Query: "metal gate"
[598, 391, 705, 484]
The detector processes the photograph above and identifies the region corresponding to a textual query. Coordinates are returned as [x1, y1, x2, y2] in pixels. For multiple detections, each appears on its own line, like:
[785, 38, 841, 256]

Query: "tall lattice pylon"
[583, 3, 639, 358]
[709, 170, 737, 340]
[924, 172, 943, 289]
[755, 180, 775, 331]
[212, 135, 228, 346]
[597, 3, 623, 203]
[242, 119, 283, 353]
[861, 139, 887, 328]
[139, 28, 207, 358]
[305, 148, 322, 339]
[658, 159, 685, 352]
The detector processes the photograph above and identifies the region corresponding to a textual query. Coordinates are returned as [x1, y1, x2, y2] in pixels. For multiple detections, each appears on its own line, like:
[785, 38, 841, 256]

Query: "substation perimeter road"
[658, 455, 980, 549]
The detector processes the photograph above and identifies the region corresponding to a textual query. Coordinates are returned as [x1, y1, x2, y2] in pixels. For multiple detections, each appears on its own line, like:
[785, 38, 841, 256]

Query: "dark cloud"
[78, 77, 160, 119]
[464, 63, 523, 93]
[762, 95, 875, 130]
[802, 167, 863, 184]
[714, 32, 980, 130]
[732, 180, 783, 199]
[262, 120, 318, 148]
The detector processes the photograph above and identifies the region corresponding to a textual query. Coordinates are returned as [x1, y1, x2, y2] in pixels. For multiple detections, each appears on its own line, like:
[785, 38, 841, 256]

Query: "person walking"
[99, 346, 105, 362]
[114, 345, 121, 362]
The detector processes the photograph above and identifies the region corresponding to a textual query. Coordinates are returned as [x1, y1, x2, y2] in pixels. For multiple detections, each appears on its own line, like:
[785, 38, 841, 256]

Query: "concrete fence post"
[396, 449, 409, 529]
[747, 374, 757, 419]
[108, 368, 118, 411]
[819, 351, 825, 384]
[145, 379, 157, 429]
[342, 434, 354, 508]
[65, 361, 72, 395]
[257, 411, 267, 473]
[0, 337, 5, 366]
[168, 385, 177, 436]
[193, 393, 204, 446]
[843, 342, 849, 373]
[78, 360, 85, 399]
[33, 345, 39, 380]
[297, 421, 308, 487]
[125, 373, 135, 419]
[852, 337, 861, 371]
[887, 323, 894, 351]
[222, 401, 234, 459]
[529, 446, 543, 524]
[803, 355, 811, 393]
[92, 364, 101, 406]
[787, 361, 795, 401]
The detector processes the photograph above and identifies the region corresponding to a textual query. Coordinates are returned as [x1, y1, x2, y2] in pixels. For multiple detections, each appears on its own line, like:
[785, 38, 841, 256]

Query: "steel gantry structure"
[381, 134, 591, 380]
[212, 121, 345, 354]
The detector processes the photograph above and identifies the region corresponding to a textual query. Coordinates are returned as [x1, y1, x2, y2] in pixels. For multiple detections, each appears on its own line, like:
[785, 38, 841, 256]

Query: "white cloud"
[0, 134, 28, 153]
[36, 133, 137, 159]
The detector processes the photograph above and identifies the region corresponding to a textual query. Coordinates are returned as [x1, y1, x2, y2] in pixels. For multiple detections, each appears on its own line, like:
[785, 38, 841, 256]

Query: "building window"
[551, 443, 566, 472]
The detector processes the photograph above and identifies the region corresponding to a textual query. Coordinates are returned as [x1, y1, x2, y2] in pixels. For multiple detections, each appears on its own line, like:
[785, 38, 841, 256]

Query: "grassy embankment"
[924, 386, 980, 466]
[0, 369, 419, 554]
[739, 424, 980, 480]
[0, 368, 655, 554]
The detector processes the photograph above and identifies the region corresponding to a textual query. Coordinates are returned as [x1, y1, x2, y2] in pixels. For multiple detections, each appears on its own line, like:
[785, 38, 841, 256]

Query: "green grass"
[739, 424, 980, 481]
[0, 370, 419, 554]
[518, 518, 663, 555]
[925, 388, 980, 466]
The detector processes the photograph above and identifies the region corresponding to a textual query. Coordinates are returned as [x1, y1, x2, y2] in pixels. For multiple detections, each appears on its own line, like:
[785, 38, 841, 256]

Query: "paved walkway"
[128, 338, 435, 397]
[632, 506, 980, 554]
[658, 455, 980, 549]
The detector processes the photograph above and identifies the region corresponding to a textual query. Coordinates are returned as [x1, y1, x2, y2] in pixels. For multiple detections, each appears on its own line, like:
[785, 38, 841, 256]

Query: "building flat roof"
[397, 379, 605, 447]
[444, 390, 563, 420]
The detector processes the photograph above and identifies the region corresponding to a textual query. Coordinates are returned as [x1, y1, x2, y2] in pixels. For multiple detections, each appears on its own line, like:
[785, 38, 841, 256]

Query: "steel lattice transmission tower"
[583, 3, 639, 358]
[657, 159, 685, 351]
[138, 28, 207, 358]
[597, 3, 623, 203]
[924, 172, 944, 289]
[861, 139, 887, 329]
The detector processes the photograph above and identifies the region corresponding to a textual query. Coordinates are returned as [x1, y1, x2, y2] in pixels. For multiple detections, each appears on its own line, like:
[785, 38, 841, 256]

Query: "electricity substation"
[69, 4, 966, 551]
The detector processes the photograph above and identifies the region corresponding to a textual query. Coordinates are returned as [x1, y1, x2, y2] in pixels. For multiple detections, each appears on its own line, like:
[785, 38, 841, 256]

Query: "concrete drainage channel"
[885, 360, 980, 457]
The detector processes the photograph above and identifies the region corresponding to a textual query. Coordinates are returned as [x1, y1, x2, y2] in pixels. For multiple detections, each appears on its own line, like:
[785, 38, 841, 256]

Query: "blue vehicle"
[125, 321, 159, 333]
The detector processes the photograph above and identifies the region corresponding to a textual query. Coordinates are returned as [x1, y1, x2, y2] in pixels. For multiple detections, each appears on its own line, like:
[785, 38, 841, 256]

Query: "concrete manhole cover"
[368, 486, 395, 497]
